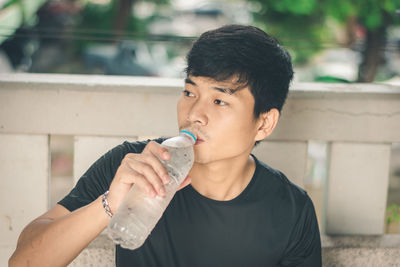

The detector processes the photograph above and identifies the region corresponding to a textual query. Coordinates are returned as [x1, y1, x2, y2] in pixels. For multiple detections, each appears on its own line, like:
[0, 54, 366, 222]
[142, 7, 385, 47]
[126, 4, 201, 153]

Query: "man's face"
[177, 76, 264, 165]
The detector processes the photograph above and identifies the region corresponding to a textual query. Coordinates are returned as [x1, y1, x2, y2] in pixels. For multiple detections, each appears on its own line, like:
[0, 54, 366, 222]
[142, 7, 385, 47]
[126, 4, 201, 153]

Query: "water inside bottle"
[107, 142, 194, 250]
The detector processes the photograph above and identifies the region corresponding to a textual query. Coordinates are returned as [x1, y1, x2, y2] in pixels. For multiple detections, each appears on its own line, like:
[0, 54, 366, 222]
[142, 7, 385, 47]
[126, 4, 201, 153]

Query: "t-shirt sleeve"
[279, 195, 322, 267]
[57, 140, 153, 212]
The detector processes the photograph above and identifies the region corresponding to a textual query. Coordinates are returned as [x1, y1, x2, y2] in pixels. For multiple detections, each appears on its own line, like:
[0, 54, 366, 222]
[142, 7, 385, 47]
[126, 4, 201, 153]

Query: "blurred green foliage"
[79, 1, 147, 36]
[386, 204, 400, 225]
[326, 0, 400, 30]
[250, 0, 331, 64]
[267, 0, 317, 15]
[80, 2, 113, 31]
[2, 0, 19, 9]
[73, 1, 166, 54]
[250, 0, 400, 65]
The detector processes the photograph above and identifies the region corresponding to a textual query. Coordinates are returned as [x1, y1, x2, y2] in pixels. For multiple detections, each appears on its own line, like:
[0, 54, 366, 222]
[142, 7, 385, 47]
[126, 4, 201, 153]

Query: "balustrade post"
[326, 142, 391, 234]
[0, 133, 49, 260]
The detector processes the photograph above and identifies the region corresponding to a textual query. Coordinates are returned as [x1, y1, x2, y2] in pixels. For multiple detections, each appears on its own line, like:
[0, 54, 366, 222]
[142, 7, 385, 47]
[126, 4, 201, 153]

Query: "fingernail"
[163, 174, 170, 184]
[163, 152, 169, 160]
[159, 187, 165, 195]
[148, 189, 156, 198]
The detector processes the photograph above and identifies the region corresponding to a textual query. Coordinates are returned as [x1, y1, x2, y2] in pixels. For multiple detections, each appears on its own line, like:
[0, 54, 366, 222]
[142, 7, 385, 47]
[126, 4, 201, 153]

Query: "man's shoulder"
[253, 156, 310, 208]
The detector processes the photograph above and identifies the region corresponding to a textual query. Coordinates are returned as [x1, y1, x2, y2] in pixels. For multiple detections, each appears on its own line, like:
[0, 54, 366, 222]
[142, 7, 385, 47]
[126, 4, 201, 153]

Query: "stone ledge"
[322, 248, 400, 267]
[322, 235, 400, 267]
[69, 235, 115, 267]
[69, 234, 400, 266]
[322, 234, 400, 248]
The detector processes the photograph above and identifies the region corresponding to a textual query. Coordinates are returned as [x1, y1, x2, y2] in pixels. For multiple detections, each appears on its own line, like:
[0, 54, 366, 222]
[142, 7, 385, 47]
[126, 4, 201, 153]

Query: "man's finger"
[125, 159, 166, 196]
[144, 141, 170, 160]
[141, 153, 170, 185]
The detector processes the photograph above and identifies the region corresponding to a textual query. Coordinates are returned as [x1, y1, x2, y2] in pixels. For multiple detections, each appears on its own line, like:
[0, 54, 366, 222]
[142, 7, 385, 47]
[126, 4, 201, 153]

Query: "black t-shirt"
[58, 139, 322, 267]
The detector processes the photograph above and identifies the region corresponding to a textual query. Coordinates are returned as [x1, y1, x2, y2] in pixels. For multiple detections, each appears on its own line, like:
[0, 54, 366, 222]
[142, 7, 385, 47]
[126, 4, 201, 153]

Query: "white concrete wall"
[0, 133, 49, 264]
[1, 73, 400, 265]
[326, 142, 392, 234]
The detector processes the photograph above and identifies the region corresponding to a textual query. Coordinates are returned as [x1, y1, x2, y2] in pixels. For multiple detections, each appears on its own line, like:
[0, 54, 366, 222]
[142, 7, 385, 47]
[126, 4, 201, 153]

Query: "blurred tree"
[112, 0, 136, 35]
[249, 0, 330, 65]
[79, 0, 168, 41]
[249, 0, 400, 82]
[326, 0, 400, 82]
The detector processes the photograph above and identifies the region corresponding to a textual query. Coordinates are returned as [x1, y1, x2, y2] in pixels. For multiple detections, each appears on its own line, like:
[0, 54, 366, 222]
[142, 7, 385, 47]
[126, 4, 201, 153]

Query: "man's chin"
[193, 153, 210, 165]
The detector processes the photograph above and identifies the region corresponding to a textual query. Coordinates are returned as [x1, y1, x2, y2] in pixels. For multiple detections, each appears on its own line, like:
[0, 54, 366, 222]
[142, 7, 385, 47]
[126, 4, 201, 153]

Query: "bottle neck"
[179, 130, 196, 145]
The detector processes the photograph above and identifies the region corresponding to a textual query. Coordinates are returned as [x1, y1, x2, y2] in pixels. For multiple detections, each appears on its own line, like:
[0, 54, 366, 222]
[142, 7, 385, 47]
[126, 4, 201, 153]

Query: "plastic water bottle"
[107, 130, 196, 250]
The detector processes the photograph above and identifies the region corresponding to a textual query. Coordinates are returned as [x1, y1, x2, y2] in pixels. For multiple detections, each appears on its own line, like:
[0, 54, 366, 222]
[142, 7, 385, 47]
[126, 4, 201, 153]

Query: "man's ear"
[254, 108, 280, 142]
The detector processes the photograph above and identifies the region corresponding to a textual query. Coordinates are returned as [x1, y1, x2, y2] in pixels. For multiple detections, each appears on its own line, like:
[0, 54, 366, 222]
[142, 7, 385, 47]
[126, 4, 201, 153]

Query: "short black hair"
[185, 24, 293, 118]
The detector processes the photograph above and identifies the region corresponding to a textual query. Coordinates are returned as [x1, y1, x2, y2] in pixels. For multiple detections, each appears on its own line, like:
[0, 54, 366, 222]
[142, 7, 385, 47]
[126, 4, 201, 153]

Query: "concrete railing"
[1, 73, 400, 266]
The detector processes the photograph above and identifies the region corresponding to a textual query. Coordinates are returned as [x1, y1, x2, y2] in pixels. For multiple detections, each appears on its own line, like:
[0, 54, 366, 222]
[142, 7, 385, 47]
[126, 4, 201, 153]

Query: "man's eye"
[214, 99, 228, 106]
[183, 90, 195, 97]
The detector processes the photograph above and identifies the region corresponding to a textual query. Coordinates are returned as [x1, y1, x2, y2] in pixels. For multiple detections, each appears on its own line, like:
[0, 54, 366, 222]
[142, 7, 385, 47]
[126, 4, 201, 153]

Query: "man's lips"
[180, 126, 207, 144]
[195, 138, 204, 145]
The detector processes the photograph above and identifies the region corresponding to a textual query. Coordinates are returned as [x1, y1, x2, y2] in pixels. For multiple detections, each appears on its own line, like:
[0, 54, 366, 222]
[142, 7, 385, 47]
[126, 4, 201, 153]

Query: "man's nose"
[186, 100, 208, 126]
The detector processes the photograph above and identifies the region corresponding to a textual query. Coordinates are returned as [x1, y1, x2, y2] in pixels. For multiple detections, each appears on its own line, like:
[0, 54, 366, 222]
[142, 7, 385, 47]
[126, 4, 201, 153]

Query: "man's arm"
[9, 198, 109, 267]
[9, 141, 191, 267]
[279, 196, 322, 267]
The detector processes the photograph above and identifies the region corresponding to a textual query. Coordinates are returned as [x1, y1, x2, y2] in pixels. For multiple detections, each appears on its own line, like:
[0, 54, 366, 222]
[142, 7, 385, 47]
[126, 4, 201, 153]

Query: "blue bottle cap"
[180, 130, 197, 142]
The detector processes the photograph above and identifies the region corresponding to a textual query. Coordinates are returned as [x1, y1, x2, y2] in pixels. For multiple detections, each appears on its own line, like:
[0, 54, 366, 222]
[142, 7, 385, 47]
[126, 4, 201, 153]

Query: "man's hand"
[107, 141, 191, 214]
[8, 140, 193, 267]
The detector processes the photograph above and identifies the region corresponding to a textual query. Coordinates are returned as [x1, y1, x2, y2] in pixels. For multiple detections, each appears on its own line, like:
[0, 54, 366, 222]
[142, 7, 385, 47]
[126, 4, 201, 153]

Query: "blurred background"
[1, 0, 400, 234]
[1, 0, 399, 82]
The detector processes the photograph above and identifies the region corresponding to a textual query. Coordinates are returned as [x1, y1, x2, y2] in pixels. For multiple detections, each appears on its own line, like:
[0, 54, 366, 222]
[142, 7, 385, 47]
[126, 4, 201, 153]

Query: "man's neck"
[189, 155, 256, 201]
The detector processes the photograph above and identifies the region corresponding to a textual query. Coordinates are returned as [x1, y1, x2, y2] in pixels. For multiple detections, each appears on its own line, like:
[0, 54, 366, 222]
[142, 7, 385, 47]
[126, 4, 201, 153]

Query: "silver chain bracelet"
[102, 190, 113, 218]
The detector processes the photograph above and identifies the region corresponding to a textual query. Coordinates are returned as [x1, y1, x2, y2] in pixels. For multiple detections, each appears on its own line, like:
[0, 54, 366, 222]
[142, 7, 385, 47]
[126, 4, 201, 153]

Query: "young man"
[10, 25, 321, 266]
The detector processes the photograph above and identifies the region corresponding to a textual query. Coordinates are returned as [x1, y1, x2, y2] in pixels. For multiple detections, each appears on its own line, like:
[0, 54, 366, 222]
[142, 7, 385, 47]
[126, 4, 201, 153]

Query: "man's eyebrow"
[185, 78, 196, 85]
[185, 77, 239, 95]
[213, 87, 238, 95]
